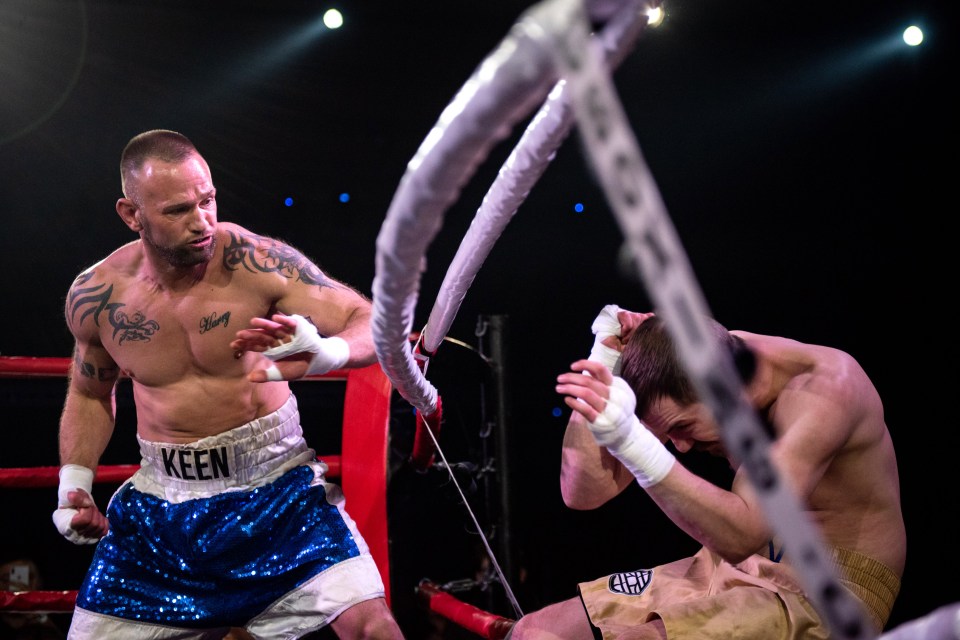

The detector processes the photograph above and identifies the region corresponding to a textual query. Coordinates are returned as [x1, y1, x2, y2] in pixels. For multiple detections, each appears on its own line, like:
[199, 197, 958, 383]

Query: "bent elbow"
[562, 491, 606, 511]
[560, 479, 613, 511]
[712, 534, 772, 566]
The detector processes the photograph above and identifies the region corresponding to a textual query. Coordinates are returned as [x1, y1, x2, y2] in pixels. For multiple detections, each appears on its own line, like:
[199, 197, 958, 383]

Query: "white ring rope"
[371, 22, 554, 415]
[372, 0, 652, 622]
[879, 604, 960, 640]
[372, 0, 645, 415]
[421, 4, 651, 355]
[541, 0, 875, 637]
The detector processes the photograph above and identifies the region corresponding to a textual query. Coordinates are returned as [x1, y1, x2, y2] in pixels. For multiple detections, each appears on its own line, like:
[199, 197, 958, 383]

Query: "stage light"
[323, 9, 343, 30]
[902, 25, 923, 46]
[646, 5, 664, 28]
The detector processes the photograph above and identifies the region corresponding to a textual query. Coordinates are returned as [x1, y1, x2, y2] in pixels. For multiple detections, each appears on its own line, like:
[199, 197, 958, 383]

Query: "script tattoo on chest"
[222, 231, 330, 286]
[199, 310, 230, 334]
[68, 272, 160, 345]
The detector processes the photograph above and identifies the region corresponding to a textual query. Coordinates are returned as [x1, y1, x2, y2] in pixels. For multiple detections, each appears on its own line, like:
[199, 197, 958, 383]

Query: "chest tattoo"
[68, 273, 160, 345]
[199, 310, 231, 334]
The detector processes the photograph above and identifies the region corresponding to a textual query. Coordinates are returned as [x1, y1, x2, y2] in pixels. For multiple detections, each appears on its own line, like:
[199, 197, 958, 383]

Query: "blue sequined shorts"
[69, 394, 385, 638]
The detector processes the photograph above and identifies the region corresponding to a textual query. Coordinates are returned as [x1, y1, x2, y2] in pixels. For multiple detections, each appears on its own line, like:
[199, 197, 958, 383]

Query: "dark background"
[1, 0, 956, 637]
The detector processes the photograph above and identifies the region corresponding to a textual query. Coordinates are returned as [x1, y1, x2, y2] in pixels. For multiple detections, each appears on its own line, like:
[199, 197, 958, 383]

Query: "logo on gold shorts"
[608, 569, 653, 595]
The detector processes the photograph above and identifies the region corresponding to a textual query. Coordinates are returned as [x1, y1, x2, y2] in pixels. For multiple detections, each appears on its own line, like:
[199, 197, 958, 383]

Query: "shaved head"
[120, 129, 200, 201]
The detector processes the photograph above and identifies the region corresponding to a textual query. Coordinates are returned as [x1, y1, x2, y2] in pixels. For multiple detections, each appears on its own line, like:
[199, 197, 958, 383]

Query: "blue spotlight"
[552, 407, 563, 418]
[339, 192, 350, 203]
[284, 197, 294, 207]
[574, 202, 584, 213]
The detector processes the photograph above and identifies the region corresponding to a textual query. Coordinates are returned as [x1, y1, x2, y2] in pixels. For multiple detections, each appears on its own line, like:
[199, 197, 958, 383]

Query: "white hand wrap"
[588, 304, 623, 375]
[262, 314, 350, 379]
[52, 464, 100, 545]
[589, 377, 676, 488]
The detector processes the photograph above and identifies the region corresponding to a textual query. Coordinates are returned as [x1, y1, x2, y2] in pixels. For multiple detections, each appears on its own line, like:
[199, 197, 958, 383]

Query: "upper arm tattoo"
[73, 349, 119, 382]
[222, 231, 338, 288]
[67, 272, 160, 345]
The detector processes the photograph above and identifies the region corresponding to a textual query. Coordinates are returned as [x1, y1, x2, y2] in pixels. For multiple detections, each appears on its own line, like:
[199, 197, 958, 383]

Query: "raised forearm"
[560, 412, 634, 509]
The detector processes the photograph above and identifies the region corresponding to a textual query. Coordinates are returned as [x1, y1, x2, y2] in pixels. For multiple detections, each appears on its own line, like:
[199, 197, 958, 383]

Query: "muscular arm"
[642, 463, 771, 561]
[561, 362, 773, 560]
[643, 395, 853, 562]
[53, 274, 120, 542]
[60, 313, 119, 470]
[224, 227, 376, 369]
[278, 280, 375, 367]
[560, 411, 636, 509]
[560, 307, 654, 509]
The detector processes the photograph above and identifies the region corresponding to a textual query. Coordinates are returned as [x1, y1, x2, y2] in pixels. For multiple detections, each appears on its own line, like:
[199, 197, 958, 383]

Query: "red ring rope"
[417, 581, 515, 639]
[0, 460, 341, 489]
[0, 590, 77, 614]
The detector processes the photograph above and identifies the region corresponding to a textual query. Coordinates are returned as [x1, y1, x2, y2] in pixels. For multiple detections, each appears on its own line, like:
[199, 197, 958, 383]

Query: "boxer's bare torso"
[66, 222, 293, 443]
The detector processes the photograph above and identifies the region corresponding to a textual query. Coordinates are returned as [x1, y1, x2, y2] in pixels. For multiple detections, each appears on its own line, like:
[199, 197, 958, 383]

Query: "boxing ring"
[3, 0, 959, 637]
[3, 1, 660, 637]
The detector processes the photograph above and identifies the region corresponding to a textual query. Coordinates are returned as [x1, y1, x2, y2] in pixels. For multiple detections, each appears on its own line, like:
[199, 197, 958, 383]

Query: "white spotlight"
[646, 5, 664, 27]
[902, 25, 923, 46]
[323, 9, 344, 30]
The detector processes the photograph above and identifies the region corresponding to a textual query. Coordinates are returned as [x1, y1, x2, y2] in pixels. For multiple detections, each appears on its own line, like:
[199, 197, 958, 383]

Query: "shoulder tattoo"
[67, 272, 160, 345]
[222, 230, 335, 288]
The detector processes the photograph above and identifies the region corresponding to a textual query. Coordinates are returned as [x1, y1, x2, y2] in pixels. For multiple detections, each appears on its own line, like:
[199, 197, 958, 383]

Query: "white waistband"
[133, 394, 320, 500]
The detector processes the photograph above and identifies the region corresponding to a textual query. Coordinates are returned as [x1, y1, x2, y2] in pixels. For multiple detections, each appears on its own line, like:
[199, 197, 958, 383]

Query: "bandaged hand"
[587, 377, 676, 489]
[591, 377, 675, 487]
[588, 304, 623, 374]
[561, 360, 676, 488]
[260, 314, 350, 380]
[52, 464, 106, 545]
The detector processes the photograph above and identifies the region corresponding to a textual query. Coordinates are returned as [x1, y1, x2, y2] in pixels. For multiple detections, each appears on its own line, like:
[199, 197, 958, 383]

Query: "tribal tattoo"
[222, 231, 331, 287]
[68, 272, 160, 345]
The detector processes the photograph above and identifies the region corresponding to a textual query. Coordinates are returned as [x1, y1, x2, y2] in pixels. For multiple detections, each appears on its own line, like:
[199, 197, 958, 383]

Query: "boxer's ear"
[116, 198, 141, 232]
